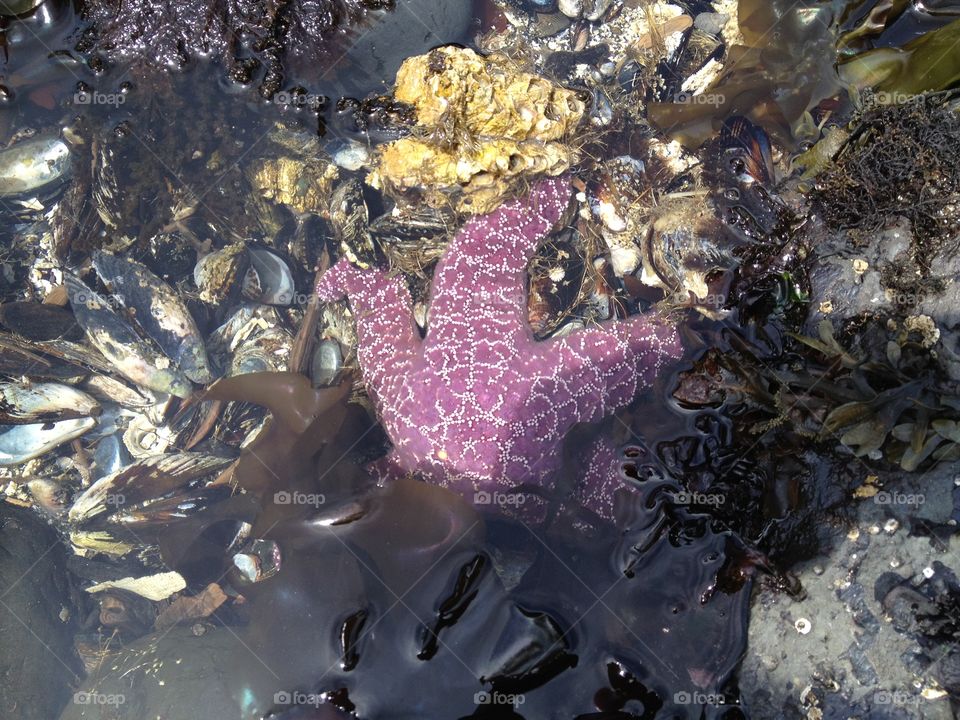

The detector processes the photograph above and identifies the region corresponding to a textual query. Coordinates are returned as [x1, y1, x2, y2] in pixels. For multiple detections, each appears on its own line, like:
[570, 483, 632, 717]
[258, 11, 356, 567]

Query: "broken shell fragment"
[589, 156, 651, 276]
[246, 248, 296, 306]
[65, 273, 194, 398]
[86, 571, 187, 602]
[0, 417, 95, 465]
[311, 339, 342, 387]
[195, 245, 296, 307]
[230, 327, 292, 375]
[68, 529, 135, 556]
[122, 413, 174, 458]
[92, 251, 214, 384]
[0, 381, 100, 424]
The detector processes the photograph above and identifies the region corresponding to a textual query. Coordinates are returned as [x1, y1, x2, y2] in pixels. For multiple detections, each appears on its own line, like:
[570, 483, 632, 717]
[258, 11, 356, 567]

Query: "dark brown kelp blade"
[203, 371, 369, 532]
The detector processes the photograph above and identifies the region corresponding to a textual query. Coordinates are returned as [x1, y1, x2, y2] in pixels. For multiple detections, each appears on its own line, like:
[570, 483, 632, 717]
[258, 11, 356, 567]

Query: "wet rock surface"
[80, 0, 474, 99]
[58, 625, 244, 720]
[739, 470, 960, 719]
[0, 503, 80, 720]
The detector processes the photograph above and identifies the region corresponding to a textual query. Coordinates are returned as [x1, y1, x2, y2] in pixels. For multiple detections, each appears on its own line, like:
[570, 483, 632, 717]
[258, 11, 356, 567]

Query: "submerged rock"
[80, 0, 473, 99]
[0, 503, 80, 720]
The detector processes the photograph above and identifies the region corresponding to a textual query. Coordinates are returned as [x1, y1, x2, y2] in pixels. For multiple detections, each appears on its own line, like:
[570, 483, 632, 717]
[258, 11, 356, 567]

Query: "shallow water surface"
[3, 0, 957, 718]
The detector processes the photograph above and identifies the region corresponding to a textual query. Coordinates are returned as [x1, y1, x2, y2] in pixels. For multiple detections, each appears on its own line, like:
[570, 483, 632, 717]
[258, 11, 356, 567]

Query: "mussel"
[0, 135, 71, 199]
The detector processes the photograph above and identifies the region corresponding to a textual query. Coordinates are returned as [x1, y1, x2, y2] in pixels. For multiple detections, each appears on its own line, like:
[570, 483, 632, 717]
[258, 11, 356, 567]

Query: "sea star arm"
[530, 314, 683, 422]
[315, 260, 422, 394]
[423, 177, 573, 363]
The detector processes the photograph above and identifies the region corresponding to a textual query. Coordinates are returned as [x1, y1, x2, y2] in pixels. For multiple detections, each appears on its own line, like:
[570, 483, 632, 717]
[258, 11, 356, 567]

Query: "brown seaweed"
[647, 0, 841, 146]
[62, 367, 754, 719]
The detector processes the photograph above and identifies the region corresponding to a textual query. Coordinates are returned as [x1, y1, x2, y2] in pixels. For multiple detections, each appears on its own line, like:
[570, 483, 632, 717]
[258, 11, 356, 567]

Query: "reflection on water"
[3, 0, 950, 718]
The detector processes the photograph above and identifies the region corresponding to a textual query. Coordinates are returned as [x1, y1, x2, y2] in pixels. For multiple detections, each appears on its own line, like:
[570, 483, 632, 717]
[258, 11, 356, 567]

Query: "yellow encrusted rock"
[369, 46, 585, 214]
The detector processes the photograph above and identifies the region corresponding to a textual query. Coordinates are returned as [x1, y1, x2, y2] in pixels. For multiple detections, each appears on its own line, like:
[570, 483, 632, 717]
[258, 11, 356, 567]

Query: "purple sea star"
[316, 177, 683, 519]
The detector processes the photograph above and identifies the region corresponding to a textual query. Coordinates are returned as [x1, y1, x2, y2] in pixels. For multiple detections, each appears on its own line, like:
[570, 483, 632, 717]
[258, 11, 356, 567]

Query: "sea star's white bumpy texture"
[316, 177, 682, 519]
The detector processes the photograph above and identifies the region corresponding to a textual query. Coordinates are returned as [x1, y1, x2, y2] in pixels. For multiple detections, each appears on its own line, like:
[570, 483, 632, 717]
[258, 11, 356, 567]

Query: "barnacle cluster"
[368, 46, 586, 214]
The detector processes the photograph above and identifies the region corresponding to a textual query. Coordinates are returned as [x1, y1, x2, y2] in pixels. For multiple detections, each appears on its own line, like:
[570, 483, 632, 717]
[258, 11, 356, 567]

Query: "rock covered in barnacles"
[369, 46, 586, 214]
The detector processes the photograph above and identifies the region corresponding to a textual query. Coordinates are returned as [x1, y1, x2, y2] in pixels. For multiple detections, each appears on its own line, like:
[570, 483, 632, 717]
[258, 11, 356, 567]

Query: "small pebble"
[795, 618, 812, 634]
[883, 518, 899, 534]
[559, 0, 582, 18]
[583, 0, 613, 21]
[694, 11, 727, 35]
[868, 525, 880, 535]
[532, 11, 572, 37]
[330, 140, 372, 171]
